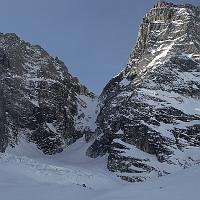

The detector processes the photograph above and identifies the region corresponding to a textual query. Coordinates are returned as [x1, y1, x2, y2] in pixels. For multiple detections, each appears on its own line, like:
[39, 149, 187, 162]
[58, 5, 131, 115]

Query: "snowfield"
[1, 138, 200, 200]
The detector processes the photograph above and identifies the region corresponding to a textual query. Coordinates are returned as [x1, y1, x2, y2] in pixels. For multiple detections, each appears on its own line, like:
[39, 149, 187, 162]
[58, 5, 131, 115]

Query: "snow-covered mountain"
[0, 2, 200, 195]
[0, 33, 98, 154]
[87, 1, 200, 181]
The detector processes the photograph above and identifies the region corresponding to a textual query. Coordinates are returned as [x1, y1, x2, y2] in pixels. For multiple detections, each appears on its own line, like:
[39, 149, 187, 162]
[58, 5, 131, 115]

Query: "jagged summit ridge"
[128, 0, 200, 73]
[87, 2, 200, 182]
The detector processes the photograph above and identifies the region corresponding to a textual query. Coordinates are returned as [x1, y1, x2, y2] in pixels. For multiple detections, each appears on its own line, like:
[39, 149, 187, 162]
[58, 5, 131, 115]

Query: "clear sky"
[0, 0, 199, 94]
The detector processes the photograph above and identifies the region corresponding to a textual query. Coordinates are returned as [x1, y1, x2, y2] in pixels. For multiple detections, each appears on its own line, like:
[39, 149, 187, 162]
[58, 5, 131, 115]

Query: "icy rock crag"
[87, 1, 200, 181]
[0, 33, 98, 154]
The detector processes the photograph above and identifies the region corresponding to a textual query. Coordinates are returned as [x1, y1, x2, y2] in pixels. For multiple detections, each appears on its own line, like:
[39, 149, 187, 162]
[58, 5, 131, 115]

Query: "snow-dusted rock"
[0, 33, 97, 154]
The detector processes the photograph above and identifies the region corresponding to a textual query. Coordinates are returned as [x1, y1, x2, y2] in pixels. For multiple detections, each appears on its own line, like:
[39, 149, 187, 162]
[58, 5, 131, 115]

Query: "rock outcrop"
[87, 1, 200, 181]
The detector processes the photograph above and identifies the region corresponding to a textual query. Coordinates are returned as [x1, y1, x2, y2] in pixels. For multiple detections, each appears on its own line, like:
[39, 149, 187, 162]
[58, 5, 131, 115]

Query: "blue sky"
[0, 0, 199, 94]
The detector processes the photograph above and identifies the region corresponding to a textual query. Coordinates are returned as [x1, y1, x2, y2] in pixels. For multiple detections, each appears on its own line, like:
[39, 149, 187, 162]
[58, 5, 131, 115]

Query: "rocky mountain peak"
[99, 1, 200, 107]
[0, 32, 98, 154]
[129, 1, 200, 69]
[87, 2, 200, 182]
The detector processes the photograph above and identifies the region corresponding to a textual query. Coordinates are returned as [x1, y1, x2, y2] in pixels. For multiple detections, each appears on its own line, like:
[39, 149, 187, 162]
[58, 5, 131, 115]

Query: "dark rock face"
[87, 2, 200, 181]
[0, 33, 97, 154]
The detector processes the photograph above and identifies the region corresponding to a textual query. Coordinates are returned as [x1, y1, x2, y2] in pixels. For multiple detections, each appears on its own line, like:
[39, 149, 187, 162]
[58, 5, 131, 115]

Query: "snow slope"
[1, 137, 200, 200]
[75, 95, 99, 132]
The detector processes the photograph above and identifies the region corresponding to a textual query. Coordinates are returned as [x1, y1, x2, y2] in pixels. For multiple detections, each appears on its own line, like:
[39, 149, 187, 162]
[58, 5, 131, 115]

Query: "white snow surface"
[1, 137, 200, 200]
[146, 42, 174, 70]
